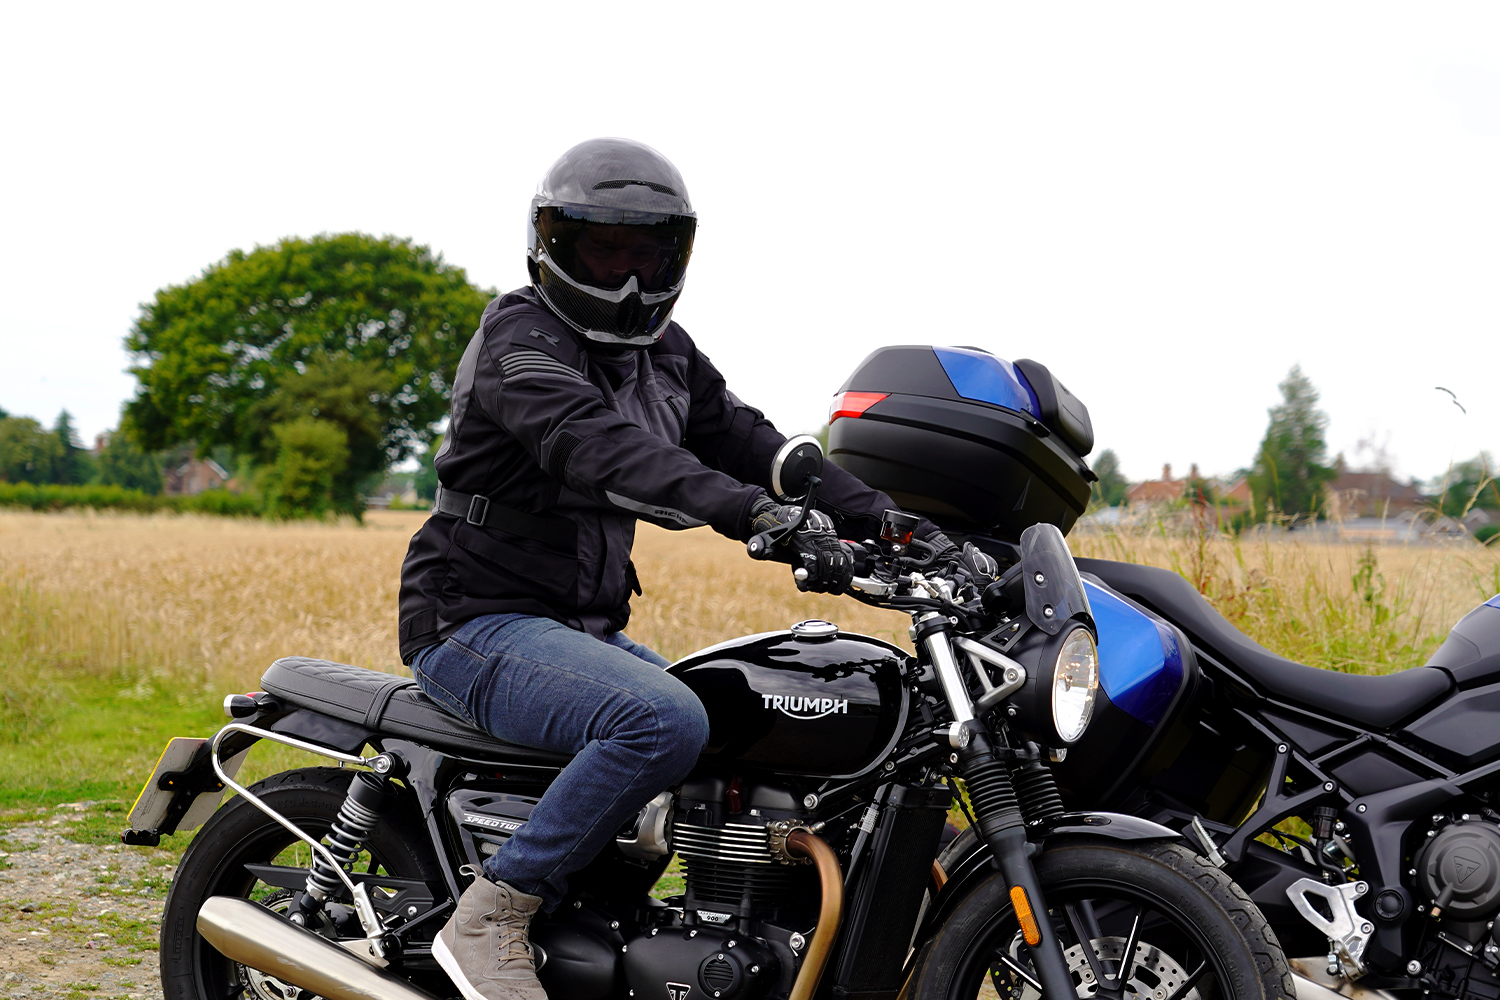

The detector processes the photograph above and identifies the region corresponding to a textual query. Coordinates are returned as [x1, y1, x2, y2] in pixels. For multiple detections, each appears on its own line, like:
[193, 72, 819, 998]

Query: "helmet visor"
[535, 204, 696, 294]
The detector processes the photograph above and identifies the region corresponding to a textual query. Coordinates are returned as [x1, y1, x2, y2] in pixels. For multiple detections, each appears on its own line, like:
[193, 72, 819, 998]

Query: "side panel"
[1402, 682, 1500, 769]
[668, 632, 910, 779]
[1052, 580, 1198, 806]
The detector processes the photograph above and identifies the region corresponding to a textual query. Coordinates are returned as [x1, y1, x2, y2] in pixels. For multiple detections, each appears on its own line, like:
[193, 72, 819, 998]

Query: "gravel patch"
[0, 804, 174, 1000]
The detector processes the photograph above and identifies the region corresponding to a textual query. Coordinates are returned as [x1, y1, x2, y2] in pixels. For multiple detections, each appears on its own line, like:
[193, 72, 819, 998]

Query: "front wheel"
[909, 841, 1294, 1000]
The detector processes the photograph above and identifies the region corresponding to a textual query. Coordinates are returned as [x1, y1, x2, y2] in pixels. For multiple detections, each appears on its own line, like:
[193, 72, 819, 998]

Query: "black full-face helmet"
[527, 138, 697, 349]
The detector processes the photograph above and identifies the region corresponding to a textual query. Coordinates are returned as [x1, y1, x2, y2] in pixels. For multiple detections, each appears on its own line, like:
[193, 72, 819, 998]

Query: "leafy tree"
[51, 410, 94, 485]
[1089, 449, 1128, 506]
[123, 233, 490, 514]
[0, 416, 64, 484]
[1248, 366, 1337, 522]
[261, 418, 350, 518]
[1431, 453, 1500, 517]
[414, 433, 442, 501]
[95, 431, 163, 493]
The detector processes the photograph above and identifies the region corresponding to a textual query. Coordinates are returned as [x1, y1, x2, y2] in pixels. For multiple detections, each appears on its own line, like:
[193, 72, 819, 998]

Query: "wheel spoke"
[994, 951, 1044, 993]
[1112, 906, 1143, 990]
[1162, 959, 1210, 1000]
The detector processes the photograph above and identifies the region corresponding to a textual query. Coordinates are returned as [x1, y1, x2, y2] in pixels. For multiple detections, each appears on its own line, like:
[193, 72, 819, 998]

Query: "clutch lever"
[746, 476, 821, 559]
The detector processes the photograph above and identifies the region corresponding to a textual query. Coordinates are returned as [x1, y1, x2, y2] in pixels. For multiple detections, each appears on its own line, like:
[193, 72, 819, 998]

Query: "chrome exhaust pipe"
[197, 896, 439, 1000]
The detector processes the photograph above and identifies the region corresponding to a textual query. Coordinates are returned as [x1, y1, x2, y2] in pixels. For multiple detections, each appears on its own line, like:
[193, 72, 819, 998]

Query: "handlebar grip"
[746, 531, 777, 559]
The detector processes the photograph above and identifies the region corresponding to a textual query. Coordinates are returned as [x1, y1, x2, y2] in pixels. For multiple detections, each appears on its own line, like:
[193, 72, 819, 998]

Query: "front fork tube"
[959, 732, 1076, 1000]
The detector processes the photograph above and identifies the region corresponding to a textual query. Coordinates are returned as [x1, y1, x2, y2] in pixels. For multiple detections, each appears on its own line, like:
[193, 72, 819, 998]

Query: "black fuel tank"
[668, 622, 911, 779]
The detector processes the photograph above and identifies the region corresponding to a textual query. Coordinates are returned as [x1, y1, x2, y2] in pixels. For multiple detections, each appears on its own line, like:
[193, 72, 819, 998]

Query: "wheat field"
[2, 509, 1498, 791]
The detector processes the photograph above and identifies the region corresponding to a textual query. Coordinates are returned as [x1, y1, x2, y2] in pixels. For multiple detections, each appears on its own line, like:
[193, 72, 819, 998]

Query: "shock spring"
[304, 771, 390, 903]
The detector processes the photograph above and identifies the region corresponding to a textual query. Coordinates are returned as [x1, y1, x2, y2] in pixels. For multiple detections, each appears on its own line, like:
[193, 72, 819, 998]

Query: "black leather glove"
[920, 526, 1000, 589]
[748, 496, 855, 594]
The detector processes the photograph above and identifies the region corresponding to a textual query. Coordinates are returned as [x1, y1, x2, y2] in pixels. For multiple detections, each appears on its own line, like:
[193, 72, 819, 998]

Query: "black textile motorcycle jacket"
[397, 287, 900, 663]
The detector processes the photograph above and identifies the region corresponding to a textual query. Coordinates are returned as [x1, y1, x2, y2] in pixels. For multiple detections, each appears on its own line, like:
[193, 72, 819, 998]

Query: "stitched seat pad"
[261, 656, 574, 765]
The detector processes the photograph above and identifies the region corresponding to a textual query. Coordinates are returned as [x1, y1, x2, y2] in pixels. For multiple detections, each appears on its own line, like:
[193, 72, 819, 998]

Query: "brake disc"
[1064, 935, 1200, 1000]
[991, 933, 1201, 1000]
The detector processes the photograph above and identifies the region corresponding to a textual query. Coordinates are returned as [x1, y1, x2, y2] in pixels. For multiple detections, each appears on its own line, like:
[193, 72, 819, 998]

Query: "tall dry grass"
[0, 511, 908, 720]
[4, 510, 1497, 746]
[1072, 525, 1500, 674]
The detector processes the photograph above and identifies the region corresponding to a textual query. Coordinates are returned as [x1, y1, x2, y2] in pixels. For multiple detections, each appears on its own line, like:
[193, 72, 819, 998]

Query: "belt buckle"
[466, 495, 490, 526]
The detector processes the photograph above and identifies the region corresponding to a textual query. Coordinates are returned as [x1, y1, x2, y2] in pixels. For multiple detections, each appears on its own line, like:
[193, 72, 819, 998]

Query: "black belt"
[433, 486, 577, 552]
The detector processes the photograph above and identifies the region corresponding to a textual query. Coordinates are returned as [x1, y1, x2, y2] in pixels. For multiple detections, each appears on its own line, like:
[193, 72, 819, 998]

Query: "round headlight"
[1051, 627, 1098, 744]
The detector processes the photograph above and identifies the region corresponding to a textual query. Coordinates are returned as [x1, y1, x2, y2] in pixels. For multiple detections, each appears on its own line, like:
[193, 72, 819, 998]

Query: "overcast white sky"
[2, 3, 1497, 484]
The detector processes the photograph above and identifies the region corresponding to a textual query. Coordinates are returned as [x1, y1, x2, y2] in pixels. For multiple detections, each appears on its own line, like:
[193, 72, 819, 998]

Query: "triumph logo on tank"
[763, 694, 849, 719]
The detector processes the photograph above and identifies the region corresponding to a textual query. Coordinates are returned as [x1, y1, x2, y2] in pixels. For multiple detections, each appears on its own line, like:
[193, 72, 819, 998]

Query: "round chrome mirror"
[770, 435, 825, 502]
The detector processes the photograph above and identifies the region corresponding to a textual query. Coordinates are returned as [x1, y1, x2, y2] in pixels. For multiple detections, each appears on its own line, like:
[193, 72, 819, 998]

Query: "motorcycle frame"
[1038, 599, 1500, 982]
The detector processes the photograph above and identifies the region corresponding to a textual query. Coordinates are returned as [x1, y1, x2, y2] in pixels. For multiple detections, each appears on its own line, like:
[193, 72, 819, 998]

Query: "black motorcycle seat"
[1077, 559, 1452, 730]
[260, 657, 574, 765]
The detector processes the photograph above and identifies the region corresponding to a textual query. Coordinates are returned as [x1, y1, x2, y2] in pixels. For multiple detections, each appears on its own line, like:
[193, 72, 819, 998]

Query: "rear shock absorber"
[292, 771, 391, 925]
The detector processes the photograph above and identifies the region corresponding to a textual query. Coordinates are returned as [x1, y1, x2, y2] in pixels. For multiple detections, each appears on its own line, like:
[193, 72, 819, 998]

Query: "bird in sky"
[1436, 386, 1467, 415]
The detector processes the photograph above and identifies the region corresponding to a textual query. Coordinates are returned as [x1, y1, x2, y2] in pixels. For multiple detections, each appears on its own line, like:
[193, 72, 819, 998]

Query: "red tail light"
[829, 391, 888, 422]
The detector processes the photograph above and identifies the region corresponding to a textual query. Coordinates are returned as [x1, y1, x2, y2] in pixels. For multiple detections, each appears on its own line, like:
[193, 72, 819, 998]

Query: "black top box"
[827, 346, 1095, 541]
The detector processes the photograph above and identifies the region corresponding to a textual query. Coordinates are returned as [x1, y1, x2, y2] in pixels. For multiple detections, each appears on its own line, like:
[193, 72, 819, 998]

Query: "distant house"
[1328, 466, 1425, 518]
[1126, 464, 1189, 506]
[1117, 463, 1250, 526]
[1220, 477, 1252, 506]
[164, 458, 231, 495]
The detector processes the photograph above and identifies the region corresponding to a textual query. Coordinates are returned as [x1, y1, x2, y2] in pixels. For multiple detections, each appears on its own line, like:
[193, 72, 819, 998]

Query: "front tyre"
[159, 767, 440, 1000]
[909, 841, 1293, 1000]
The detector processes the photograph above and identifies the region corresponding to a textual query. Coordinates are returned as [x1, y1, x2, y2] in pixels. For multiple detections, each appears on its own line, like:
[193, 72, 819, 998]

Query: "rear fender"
[916, 812, 1180, 947]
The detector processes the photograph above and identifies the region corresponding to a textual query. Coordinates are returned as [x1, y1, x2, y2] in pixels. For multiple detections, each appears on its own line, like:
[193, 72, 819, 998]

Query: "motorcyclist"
[397, 137, 994, 1000]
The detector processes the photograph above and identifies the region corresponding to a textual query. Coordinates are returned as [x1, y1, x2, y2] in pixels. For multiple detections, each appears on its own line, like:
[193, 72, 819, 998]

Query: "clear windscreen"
[1019, 523, 1092, 635]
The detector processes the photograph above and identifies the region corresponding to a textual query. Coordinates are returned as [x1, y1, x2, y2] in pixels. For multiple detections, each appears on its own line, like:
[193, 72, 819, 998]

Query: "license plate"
[127, 737, 247, 835]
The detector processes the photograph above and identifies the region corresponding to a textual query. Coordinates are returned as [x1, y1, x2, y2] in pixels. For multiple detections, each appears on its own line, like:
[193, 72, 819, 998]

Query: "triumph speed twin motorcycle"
[825, 345, 1500, 1000]
[125, 429, 1289, 1000]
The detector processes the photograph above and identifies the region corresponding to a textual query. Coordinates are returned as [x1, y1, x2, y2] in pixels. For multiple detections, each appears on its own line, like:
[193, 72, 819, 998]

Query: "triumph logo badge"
[1453, 850, 1484, 884]
[667, 983, 692, 1000]
[763, 694, 849, 719]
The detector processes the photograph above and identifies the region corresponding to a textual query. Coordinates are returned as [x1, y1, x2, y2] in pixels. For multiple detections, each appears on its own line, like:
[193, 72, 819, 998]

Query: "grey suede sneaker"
[432, 867, 547, 1000]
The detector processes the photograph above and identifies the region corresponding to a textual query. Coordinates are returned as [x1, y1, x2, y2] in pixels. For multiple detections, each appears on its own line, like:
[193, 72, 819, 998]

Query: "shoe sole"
[432, 934, 495, 1000]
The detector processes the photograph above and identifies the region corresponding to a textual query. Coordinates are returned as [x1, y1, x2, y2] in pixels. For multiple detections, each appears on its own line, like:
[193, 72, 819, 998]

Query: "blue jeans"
[410, 613, 709, 909]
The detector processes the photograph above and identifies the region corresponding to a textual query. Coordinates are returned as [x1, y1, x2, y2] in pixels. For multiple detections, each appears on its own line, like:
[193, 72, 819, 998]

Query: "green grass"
[0, 674, 225, 810]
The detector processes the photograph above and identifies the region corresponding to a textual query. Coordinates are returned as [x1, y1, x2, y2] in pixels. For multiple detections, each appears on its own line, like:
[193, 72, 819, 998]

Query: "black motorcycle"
[126, 436, 1288, 1000]
[819, 345, 1500, 1000]
[937, 553, 1500, 1000]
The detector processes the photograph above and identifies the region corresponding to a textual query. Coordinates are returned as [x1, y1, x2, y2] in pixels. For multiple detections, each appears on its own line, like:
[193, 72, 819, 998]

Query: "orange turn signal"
[1010, 885, 1042, 946]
